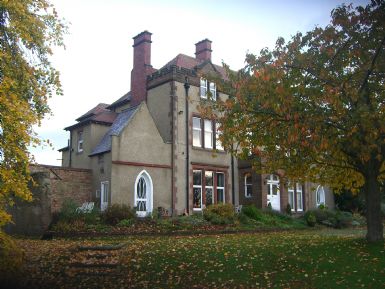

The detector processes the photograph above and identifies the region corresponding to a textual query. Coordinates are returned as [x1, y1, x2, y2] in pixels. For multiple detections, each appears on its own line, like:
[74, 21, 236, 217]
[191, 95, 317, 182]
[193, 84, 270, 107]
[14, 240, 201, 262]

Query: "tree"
[204, 1, 385, 242]
[0, 0, 66, 226]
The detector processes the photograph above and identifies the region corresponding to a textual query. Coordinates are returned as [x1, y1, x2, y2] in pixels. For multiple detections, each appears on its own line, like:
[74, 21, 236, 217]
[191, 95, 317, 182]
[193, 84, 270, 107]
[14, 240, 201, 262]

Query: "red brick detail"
[190, 162, 229, 170]
[195, 39, 212, 61]
[112, 160, 171, 169]
[131, 31, 152, 106]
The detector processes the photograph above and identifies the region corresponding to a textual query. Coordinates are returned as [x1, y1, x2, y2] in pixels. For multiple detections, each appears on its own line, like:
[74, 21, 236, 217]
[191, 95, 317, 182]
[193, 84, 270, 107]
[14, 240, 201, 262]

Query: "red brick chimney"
[195, 39, 212, 62]
[131, 31, 152, 106]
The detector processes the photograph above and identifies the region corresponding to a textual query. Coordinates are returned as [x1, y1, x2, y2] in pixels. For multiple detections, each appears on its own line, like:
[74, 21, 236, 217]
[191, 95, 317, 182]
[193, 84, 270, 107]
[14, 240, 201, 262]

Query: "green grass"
[13, 229, 385, 288]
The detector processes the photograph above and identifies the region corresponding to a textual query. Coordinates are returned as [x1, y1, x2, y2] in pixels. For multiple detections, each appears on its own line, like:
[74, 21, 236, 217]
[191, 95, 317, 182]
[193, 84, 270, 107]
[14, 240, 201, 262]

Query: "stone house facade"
[59, 31, 334, 216]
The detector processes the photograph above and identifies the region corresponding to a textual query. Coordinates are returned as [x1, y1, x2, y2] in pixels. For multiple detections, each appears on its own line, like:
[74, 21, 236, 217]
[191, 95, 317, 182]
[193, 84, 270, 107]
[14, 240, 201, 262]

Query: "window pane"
[288, 190, 294, 209]
[205, 188, 213, 206]
[193, 117, 202, 147]
[297, 191, 303, 210]
[217, 189, 224, 203]
[216, 123, 224, 150]
[209, 82, 216, 100]
[193, 130, 201, 147]
[193, 170, 202, 185]
[205, 171, 213, 186]
[296, 183, 302, 192]
[193, 188, 202, 209]
[246, 185, 252, 197]
[193, 117, 201, 129]
[272, 184, 278, 195]
[246, 173, 252, 184]
[204, 120, 213, 148]
[200, 78, 207, 98]
[217, 173, 224, 187]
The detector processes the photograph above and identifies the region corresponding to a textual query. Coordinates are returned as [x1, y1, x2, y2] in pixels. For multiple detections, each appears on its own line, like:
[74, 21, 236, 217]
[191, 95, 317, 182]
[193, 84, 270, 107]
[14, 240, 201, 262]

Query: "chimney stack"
[131, 31, 152, 106]
[195, 39, 212, 62]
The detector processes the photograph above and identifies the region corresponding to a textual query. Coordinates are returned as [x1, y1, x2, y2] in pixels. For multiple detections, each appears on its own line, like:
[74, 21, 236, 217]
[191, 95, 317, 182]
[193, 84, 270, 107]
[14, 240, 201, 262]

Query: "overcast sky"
[30, 0, 369, 166]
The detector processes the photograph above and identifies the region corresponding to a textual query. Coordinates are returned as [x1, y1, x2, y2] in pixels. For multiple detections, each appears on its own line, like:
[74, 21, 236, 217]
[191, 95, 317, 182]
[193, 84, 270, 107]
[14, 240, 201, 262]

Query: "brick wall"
[5, 164, 92, 236]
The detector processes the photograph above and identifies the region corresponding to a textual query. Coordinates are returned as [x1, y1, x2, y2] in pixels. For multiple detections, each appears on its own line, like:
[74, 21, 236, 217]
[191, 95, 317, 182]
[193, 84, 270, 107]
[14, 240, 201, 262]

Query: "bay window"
[193, 169, 226, 210]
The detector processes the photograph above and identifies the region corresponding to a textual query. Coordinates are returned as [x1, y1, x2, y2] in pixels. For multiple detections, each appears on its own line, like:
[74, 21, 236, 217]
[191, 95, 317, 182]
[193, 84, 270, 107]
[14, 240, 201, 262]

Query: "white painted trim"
[134, 170, 153, 217]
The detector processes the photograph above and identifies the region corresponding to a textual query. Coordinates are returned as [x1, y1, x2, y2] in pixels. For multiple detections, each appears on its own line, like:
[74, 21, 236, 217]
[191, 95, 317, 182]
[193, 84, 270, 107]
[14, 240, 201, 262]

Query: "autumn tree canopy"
[0, 0, 66, 225]
[205, 0, 385, 242]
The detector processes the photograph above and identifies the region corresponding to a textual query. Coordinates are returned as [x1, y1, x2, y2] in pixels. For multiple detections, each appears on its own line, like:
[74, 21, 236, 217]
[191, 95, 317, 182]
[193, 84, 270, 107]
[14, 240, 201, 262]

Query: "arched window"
[316, 185, 325, 207]
[134, 170, 153, 217]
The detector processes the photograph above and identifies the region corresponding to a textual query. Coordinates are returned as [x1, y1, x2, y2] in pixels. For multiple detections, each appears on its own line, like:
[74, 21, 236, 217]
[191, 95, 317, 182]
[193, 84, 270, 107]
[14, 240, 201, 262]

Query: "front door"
[267, 175, 280, 210]
[100, 181, 109, 211]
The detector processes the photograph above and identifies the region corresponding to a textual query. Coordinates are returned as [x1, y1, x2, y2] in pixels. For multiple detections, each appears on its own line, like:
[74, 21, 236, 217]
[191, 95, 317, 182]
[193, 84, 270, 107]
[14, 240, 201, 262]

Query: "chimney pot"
[195, 39, 212, 61]
[131, 31, 152, 106]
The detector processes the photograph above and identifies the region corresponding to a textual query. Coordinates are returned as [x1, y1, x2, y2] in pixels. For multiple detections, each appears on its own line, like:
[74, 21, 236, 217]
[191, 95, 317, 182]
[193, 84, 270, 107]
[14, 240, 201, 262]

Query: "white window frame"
[200, 78, 208, 98]
[100, 181, 109, 211]
[244, 173, 252, 198]
[205, 171, 214, 206]
[216, 172, 225, 203]
[193, 170, 203, 210]
[204, 119, 213, 149]
[77, 131, 84, 153]
[316, 185, 326, 207]
[288, 183, 295, 212]
[193, 117, 202, 147]
[296, 183, 303, 212]
[215, 122, 224, 151]
[209, 82, 217, 100]
[134, 170, 153, 217]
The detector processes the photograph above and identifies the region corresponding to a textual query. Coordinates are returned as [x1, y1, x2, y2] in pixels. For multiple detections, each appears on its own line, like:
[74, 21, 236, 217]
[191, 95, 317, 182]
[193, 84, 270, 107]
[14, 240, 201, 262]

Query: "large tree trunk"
[363, 171, 384, 242]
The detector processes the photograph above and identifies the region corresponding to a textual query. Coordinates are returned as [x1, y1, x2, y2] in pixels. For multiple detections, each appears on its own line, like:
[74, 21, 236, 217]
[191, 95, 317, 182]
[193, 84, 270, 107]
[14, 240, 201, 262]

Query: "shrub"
[305, 208, 353, 229]
[286, 204, 292, 215]
[57, 199, 79, 223]
[0, 232, 24, 287]
[117, 218, 134, 227]
[102, 204, 135, 225]
[304, 211, 316, 227]
[203, 203, 236, 225]
[242, 205, 263, 220]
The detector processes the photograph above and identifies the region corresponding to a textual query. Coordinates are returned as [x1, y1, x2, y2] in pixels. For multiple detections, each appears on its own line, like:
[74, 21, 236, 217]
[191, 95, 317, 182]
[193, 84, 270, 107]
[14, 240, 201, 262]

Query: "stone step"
[69, 262, 119, 268]
[77, 243, 126, 251]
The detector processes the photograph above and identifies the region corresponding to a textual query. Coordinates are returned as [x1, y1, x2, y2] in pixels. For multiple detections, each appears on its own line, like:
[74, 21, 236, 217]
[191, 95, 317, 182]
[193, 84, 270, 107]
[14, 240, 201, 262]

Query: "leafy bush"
[117, 218, 135, 227]
[102, 204, 136, 225]
[242, 205, 263, 220]
[57, 199, 79, 223]
[203, 203, 236, 225]
[286, 204, 292, 215]
[305, 208, 353, 229]
[263, 208, 292, 221]
[0, 232, 23, 287]
[304, 211, 316, 227]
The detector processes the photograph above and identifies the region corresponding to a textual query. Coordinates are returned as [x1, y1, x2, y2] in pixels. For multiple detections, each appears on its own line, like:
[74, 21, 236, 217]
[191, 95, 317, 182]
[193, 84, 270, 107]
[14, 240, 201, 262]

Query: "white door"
[100, 181, 109, 211]
[267, 175, 280, 210]
[135, 171, 153, 217]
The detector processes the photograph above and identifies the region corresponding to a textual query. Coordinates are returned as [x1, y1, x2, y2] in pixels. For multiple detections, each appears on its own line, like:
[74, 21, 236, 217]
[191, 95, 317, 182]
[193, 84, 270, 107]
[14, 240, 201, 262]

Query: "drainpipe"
[184, 77, 190, 214]
[231, 153, 235, 205]
[69, 133, 72, 168]
[171, 80, 176, 216]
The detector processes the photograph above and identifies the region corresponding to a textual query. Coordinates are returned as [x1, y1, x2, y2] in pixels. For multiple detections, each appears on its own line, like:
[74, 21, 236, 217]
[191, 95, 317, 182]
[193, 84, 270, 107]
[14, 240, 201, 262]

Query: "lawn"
[11, 229, 385, 289]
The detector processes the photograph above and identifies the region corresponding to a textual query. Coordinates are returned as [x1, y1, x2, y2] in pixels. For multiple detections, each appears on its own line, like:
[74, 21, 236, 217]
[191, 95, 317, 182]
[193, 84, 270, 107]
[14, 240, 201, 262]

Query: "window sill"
[192, 146, 227, 154]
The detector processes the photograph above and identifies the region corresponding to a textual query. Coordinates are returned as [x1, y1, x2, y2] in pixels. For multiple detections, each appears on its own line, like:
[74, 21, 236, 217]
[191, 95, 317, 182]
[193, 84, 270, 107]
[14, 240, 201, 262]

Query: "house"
[59, 31, 334, 216]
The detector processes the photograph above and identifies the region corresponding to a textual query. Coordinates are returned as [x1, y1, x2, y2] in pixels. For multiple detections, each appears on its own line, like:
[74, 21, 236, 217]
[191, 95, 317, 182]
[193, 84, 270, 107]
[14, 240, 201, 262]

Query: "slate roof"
[106, 92, 131, 110]
[65, 104, 118, 131]
[89, 105, 140, 156]
[161, 53, 228, 79]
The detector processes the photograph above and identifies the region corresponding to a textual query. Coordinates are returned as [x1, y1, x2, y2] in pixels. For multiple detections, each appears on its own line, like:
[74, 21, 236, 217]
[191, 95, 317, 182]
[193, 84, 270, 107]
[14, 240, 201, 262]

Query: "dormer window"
[200, 78, 217, 100]
[77, 131, 84, 153]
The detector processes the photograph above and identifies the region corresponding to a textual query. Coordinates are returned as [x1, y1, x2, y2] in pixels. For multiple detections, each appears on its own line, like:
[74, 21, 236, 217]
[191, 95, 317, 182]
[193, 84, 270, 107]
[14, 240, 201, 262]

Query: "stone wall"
[5, 164, 92, 236]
